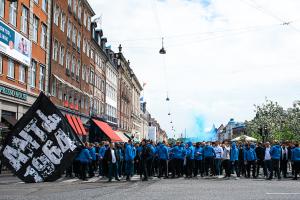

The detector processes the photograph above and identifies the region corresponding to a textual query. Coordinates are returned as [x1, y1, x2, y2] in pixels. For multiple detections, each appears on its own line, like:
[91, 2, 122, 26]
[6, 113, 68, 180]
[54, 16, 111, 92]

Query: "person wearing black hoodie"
[255, 142, 266, 177]
[140, 139, 151, 181]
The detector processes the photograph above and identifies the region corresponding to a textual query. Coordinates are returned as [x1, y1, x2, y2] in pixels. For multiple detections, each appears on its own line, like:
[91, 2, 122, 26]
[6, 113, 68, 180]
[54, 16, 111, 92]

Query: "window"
[19, 65, 25, 83]
[87, 16, 91, 31]
[76, 60, 80, 80]
[9, 2, 17, 26]
[82, 38, 86, 53]
[52, 78, 56, 97]
[33, 15, 39, 43]
[78, 2, 82, 20]
[58, 83, 62, 100]
[89, 68, 94, 84]
[8, 59, 14, 78]
[66, 52, 70, 70]
[77, 32, 81, 50]
[73, 0, 77, 16]
[34, 0, 39, 4]
[68, 0, 72, 8]
[71, 55, 75, 76]
[86, 42, 90, 57]
[85, 66, 89, 82]
[42, 0, 48, 12]
[40, 23, 47, 48]
[54, 5, 59, 26]
[60, 12, 66, 32]
[59, 45, 65, 66]
[83, 11, 87, 27]
[39, 65, 45, 91]
[0, 0, 4, 18]
[67, 20, 72, 39]
[30, 60, 36, 87]
[53, 40, 58, 61]
[82, 65, 85, 81]
[72, 26, 77, 44]
[0, 55, 2, 74]
[21, 6, 28, 34]
[90, 49, 94, 60]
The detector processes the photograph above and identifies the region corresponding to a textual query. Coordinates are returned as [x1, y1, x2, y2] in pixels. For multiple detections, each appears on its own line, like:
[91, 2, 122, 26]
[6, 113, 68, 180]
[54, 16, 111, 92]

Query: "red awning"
[71, 115, 82, 135]
[92, 119, 122, 142]
[75, 117, 87, 136]
[65, 114, 77, 134]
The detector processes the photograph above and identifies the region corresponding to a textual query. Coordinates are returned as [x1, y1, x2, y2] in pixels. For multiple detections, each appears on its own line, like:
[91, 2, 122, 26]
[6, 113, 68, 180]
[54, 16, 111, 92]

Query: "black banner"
[0, 92, 82, 183]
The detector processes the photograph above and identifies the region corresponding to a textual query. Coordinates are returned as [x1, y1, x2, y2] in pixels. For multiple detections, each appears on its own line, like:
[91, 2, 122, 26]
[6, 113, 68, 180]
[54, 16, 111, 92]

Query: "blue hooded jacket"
[203, 145, 215, 158]
[186, 142, 195, 160]
[78, 148, 92, 163]
[125, 143, 135, 161]
[171, 145, 181, 159]
[194, 146, 203, 160]
[98, 145, 108, 159]
[180, 144, 186, 160]
[270, 145, 281, 160]
[89, 147, 97, 161]
[291, 147, 300, 161]
[230, 142, 239, 161]
[158, 144, 169, 160]
[244, 144, 257, 161]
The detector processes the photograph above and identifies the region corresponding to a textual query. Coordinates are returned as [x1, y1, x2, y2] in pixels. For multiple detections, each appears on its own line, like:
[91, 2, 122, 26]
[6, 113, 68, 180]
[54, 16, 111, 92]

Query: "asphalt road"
[0, 174, 299, 200]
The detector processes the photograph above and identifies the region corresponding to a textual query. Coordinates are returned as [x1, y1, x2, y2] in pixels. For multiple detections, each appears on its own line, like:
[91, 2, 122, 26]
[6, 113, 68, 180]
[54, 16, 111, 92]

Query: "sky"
[88, 0, 300, 139]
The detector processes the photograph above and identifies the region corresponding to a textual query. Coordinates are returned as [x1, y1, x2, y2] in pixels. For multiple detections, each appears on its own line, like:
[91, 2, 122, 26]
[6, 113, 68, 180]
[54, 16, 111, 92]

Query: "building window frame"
[40, 23, 47, 49]
[19, 64, 26, 83]
[21, 5, 28, 35]
[32, 15, 39, 43]
[9, 1, 17, 27]
[30, 60, 37, 88]
[8, 59, 14, 79]
[39, 64, 45, 91]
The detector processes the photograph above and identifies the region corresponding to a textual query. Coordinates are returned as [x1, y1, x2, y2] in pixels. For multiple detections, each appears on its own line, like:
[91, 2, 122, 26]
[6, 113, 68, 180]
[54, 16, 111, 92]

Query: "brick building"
[0, 0, 51, 140]
[49, 0, 95, 139]
[115, 46, 133, 136]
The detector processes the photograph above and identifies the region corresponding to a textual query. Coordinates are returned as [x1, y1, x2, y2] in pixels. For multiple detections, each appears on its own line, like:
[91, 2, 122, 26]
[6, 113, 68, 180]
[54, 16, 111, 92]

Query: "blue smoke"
[185, 115, 217, 142]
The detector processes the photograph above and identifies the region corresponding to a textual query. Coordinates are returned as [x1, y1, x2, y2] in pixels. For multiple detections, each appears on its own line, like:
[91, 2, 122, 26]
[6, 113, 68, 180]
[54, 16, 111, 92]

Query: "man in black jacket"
[140, 139, 151, 181]
[104, 143, 121, 182]
[255, 142, 266, 177]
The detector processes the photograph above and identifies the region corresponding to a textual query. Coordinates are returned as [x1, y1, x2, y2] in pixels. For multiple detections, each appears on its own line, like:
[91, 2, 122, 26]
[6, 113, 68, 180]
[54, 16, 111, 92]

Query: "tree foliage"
[245, 99, 300, 142]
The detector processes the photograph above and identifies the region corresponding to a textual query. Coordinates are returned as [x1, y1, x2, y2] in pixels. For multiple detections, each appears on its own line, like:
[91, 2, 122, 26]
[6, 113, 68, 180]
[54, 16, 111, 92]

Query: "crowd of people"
[67, 139, 300, 182]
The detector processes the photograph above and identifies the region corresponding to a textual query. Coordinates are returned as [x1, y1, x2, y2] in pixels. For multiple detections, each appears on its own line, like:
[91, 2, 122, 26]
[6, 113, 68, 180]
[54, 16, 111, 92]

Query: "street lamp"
[159, 37, 166, 54]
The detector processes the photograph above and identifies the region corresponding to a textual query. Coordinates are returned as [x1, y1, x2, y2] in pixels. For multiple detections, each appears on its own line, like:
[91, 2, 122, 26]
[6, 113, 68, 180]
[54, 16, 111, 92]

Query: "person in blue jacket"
[171, 142, 181, 177]
[146, 141, 156, 177]
[157, 141, 169, 178]
[230, 142, 240, 177]
[244, 143, 257, 178]
[203, 142, 216, 176]
[185, 141, 195, 178]
[125, 140, 135, 181]
[270, 141, 282, 179]
[78, 143, 92, 181]
[291, 143, 300, 180]
[98, 141, 108, 177]
[88, 144, 97, 178]
[194, 142, 204, 177]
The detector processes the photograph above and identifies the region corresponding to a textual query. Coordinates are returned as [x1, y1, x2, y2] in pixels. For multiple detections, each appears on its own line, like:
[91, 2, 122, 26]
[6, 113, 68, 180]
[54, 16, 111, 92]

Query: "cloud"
[88, 0, 300, 138]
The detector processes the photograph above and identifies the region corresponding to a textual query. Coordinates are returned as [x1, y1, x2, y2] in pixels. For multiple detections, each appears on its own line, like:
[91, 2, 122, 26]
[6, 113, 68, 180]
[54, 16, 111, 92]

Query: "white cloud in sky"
[88, 0, 300, 138]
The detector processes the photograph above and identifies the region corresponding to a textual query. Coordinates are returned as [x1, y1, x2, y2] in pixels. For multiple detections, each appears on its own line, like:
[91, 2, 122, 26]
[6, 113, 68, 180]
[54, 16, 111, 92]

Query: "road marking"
[61, 178, 79, 183]
[266, 193, 300, 195]
[84, 177, 100, 183]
